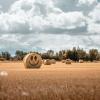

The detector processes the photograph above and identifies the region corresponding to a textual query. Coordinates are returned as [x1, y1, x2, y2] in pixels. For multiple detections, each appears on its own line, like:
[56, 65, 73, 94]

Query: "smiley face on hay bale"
[23, 53, 42, 68]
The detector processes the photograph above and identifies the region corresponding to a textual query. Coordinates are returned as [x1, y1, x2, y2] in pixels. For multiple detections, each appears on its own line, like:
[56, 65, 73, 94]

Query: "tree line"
[0, 47, 100, 62]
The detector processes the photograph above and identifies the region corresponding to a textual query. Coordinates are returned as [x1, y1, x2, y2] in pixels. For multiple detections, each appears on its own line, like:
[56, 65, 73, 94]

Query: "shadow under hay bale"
[23, 53, 42, 68]
[44, 59, 51, 65]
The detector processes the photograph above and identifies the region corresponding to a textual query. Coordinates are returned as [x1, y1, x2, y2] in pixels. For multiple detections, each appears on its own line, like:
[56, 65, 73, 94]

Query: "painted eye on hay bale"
[23, 53, 42, 68]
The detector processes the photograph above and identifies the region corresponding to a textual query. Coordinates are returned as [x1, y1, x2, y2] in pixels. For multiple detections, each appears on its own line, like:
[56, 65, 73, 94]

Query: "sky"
[0, 0, 100, 54]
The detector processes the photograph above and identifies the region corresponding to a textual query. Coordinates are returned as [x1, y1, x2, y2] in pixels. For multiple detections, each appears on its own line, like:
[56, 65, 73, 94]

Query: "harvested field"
[0, 61, 100, 100]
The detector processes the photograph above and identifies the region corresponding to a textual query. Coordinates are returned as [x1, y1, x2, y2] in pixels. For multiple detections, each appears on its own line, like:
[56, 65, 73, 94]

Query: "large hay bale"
[50, 59, 56, 64]
[79, 59, 84, 63]
[65, 59, 71, 64]
[44, 59, 51, 65]
[23, 53, 42, 68]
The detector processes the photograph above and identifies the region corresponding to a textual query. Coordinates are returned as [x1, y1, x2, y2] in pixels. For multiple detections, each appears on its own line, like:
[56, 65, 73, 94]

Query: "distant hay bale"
[79, 59, 84, 63]
[93, 60, 97, 63]
[44, 59, 51, 65]
[0, 58, 6, 61]
[65, 59, 71, 64]
[66, 61, 71, 64]
[23, 53, 42, 68]
[87, 61, 91, 63]
[61, 60, 66, 63]
[50, 59, 56, 64]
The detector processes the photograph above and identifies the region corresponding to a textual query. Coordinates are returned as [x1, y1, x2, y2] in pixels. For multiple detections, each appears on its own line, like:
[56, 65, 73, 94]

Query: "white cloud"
[0, 5, 2, 9]
[89, 3, 100, 22]
[0, 0, 99, 53]
[78, 0, 97, 6]
[46, 12, 85, 29]
[88, 23, 100, 33]
[14, 34, 100, 52]
[87, 3, 100, 34]
[0, 0, 86, 34]
[0, 12, 29, 33]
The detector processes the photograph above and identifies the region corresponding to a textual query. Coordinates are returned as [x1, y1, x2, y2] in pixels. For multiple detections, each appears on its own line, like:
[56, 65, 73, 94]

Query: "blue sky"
[0, 0, 100, 54]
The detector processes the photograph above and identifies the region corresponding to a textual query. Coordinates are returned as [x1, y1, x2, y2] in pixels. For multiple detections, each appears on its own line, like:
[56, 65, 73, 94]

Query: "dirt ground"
[0, 61, 100, 100]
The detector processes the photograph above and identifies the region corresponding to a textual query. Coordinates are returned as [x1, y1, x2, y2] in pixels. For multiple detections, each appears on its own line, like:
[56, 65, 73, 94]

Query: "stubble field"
[0, 61, 100, 100]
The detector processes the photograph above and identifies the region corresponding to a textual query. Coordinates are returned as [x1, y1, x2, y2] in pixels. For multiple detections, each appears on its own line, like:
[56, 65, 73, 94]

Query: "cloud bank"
[0, 0, 100, 54]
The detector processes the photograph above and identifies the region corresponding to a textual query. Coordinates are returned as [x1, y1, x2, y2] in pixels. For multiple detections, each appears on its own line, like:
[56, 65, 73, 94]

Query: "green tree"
[15, 50, 27, 60]
[77, 48, 86, 60]
[47, 50, 54, 57]
[1, 52, 11, 60]
[89, 49, 98, 61]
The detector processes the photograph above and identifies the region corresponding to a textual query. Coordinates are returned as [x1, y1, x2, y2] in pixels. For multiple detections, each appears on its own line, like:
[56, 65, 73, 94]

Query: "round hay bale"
[93, 60, 97, 63]
[65, 59, 71, 64]
[79, 59, 84, 63]
[61, 60, 66, 63]
[0, 58, 6, 61]
[23, 53, 42, 68]
[50, 59, 56, 64]
[44, 59, 51, 65]
[66, 61, 71, 64]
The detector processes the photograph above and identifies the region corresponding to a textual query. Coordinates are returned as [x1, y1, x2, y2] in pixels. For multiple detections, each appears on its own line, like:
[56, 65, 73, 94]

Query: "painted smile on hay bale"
[29, 56, 40, 67]
[23, 53, 42, 68]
